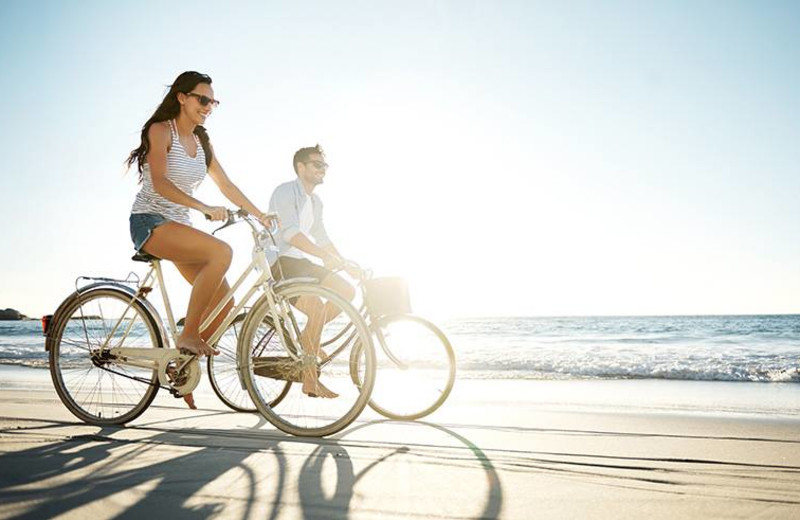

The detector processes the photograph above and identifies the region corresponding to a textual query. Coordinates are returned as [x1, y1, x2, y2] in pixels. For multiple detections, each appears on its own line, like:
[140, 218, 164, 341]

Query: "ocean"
[2, 314, 798, 383]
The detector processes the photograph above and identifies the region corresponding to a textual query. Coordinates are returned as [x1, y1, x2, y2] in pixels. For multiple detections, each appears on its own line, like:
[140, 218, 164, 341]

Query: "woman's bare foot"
[302, 370, 338, 398]
[183, 392, 197, 409]
[177, 335, 218, 357]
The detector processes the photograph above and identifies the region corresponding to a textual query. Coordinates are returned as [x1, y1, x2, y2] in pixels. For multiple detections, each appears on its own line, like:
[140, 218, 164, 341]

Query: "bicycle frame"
[95, 213, 307, 393]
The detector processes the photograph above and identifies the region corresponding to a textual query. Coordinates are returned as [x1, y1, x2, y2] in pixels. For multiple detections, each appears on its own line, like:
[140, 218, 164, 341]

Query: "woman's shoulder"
[147, 121, 172, 147]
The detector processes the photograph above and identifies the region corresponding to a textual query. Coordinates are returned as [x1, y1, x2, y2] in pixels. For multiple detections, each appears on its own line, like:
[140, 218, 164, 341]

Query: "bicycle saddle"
[131, 251, 159, 263]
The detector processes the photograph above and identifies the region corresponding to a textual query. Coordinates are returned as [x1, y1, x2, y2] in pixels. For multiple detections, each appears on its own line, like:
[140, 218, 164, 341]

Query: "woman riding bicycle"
[126, 71, 275, 370]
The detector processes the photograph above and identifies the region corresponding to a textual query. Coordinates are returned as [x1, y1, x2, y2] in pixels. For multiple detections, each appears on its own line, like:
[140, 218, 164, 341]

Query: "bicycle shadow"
[296, 440, 410, 519]
[294, 418, 503, 520]
[0, 416, 503, 519]
[0, 421, 280, 519]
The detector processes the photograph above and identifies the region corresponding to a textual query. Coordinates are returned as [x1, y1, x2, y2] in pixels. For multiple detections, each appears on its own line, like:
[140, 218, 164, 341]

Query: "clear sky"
[1, 0, 798, 319]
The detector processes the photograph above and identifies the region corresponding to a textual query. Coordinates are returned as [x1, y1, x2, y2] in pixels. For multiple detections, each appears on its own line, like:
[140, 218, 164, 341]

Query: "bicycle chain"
[95, 361, 185, 398]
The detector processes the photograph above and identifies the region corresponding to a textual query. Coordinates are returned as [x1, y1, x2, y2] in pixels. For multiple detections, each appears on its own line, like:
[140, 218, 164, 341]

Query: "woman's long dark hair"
[126, 71, 214, 181]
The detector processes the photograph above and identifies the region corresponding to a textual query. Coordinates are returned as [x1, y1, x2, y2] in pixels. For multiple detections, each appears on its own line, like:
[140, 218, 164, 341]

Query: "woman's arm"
[147, 123, 226, 221]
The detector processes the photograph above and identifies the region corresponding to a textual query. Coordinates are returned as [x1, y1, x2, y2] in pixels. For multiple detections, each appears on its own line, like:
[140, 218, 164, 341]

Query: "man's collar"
[295, 176, 312, 197]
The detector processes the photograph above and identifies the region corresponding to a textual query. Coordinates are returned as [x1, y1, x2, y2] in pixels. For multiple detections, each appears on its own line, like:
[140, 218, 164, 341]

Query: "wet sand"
[1, 366, 799, 519]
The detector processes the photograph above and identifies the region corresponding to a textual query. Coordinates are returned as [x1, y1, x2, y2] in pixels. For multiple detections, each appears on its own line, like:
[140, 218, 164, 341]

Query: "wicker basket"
[364, 277, 411, 317]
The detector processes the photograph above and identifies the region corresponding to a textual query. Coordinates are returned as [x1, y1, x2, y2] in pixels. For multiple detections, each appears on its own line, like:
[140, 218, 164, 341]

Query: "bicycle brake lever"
[212, 220, 235, 235]
[211, 211, 237, 235]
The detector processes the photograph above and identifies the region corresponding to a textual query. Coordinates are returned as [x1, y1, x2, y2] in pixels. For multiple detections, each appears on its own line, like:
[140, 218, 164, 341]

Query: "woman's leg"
[170, 264, 235, 409]
[173, 263, 235, 343]
[142, 221, 232, 356]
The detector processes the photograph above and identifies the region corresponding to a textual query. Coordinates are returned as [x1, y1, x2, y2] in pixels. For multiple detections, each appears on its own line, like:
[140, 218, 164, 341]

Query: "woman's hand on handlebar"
[203, 205, 228, 222]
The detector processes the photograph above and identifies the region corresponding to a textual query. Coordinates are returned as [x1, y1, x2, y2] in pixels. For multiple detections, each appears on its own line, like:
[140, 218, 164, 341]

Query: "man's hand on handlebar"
[327, 256, 364, 280]
[322, 251, 344, 271]
[343, 262, 363, 280]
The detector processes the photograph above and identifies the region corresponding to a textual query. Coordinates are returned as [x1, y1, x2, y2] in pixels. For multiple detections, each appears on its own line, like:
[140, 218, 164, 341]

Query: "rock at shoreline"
[0, 308, 26, 321]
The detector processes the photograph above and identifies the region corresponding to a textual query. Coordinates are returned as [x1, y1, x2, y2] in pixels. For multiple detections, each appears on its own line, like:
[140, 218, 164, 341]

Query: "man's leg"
[274, 258, 355, 398]
[320, 272, 355, 324]
[292, 294, 338, 398]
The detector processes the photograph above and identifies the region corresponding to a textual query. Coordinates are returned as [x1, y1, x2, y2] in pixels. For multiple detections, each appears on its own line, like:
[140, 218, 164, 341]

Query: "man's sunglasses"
[186, 92, 220, 107]
[304, 160, 329, 169]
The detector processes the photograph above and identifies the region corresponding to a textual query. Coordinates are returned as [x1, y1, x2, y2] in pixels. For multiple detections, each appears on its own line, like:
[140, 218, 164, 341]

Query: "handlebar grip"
[205, 209, 239, 221]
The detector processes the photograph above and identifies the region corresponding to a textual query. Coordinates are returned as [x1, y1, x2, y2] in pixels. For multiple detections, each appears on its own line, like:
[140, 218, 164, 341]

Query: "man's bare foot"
[183, 392, 197, 409]
[177, 335, 218, 357]
[302, 372, 338, 398]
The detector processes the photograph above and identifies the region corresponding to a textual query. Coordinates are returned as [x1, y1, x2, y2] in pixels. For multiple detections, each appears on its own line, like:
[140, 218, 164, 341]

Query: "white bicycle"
[45, 209, 376, 437]
[211, 260, 456, 421]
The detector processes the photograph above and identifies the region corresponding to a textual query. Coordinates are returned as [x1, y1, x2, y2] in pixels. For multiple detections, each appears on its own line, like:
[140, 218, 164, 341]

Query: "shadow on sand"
[0, 417, 504, 519]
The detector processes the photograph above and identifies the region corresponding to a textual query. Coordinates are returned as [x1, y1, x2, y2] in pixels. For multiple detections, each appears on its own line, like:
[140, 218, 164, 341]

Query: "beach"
[1, 365, 799, 519]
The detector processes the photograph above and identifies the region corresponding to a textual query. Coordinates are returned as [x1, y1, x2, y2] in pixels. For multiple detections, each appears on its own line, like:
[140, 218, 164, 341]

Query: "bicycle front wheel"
[208, 314, 255, 412]
[354, 314, 455, 421]
[48, 287, 163, 425]
[240, 283, 375, 437]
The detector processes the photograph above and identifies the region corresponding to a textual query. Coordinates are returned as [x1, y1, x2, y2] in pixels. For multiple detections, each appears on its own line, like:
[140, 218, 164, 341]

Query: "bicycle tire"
[240, 283, 375, 437]
[48, 287, 163, 425]
[208, 313, 291, 412]
[351, 314, 455, 421]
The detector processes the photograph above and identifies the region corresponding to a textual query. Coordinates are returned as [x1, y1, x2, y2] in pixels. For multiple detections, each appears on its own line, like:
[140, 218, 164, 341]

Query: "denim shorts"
[129, 213, 169, 253]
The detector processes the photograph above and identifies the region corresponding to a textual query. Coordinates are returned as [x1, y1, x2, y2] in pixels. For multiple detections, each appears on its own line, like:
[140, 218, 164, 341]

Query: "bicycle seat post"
[150, 259, 179, 345]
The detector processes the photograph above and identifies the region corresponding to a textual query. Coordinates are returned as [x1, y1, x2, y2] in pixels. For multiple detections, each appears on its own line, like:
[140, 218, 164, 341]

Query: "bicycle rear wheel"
[240, 283, 375, 437]
[353, 314, 455, 420]
[48, 287, 162, 425]
[208, 314, 291, 412]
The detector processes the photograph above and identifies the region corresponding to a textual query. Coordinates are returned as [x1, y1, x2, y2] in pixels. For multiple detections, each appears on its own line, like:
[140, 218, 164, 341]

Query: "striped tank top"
[131, 120, 207, 226]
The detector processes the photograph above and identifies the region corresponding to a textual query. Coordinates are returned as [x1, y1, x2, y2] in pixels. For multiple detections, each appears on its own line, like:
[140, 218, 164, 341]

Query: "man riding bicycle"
[268, 144, 356, 399]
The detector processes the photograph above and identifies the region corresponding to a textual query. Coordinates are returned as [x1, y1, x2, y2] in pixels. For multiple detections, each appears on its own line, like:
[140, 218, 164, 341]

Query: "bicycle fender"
[45, 283, 167, 352]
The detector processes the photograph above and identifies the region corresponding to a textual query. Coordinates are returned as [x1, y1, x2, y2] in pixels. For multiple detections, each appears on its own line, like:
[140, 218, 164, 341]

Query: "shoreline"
[4, 364, 799, 419]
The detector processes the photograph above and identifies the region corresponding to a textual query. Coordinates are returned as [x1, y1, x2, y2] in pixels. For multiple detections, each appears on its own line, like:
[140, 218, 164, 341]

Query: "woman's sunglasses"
[186, 92, 220, 107]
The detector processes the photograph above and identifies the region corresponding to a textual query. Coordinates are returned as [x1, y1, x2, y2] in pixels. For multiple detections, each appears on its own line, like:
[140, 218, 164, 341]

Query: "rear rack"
[75, 272, 140, 292]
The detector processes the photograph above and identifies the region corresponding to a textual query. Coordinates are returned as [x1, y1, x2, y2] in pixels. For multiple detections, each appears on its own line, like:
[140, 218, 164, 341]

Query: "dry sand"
[1, 366, 799, 519]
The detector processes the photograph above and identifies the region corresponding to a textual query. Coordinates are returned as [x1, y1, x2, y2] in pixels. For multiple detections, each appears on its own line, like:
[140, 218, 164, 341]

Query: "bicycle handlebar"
[207, 208, 279, 235]
[205, 209, 364, 281]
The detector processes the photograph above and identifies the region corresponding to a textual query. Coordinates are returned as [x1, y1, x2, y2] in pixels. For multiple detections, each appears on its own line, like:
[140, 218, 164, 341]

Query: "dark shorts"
[130, 213, 169, 253]
[270, 256, 335, 283]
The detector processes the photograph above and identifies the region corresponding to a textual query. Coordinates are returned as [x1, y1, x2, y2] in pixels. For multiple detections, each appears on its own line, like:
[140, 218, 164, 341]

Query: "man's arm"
[304, 195, 344, 267]
[269, 184, 301, 240]
[287, 233, 342, 268]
